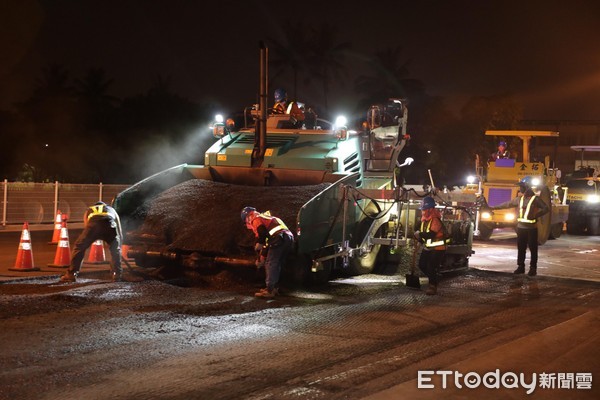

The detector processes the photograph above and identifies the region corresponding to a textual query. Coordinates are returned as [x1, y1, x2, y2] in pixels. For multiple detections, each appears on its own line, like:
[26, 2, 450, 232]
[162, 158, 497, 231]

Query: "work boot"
[255, 288, 278, 298]
[513, 266, 525, 274]
[111, 272, 122, 282]
[60, 271, 78, 283]
[425, 284, 437, 295]
[528, 268, 537, 277]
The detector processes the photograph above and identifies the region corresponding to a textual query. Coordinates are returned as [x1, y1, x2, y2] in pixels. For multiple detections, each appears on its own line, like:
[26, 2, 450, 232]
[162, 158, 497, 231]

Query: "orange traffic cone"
[48, 210, 63, 244]
[10, 222, 40, 271]
[84, 240, 109, 265]
[121, 244, 133, 261]
[48, 221, 71, 268]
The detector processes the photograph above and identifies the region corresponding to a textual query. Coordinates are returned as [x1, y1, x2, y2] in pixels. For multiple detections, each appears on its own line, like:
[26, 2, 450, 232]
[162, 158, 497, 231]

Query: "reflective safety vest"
[273, 102, 285, 114]
[420, 219, 449, 248]
[251, 213, 291, 243]
[517, 196, 537, 223]
[268, 217, 290, 237]
[87, 204, 109, 220]
[285, 102, 296, 114]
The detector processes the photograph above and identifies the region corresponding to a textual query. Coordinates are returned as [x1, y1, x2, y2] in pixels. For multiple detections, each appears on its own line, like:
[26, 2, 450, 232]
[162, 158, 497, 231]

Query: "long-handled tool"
[405, 240, 421, 289]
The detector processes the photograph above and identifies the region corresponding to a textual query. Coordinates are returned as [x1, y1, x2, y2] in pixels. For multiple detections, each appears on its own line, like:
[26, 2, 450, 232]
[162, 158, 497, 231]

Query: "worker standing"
[60, 201, 124, 283]
[489, 140, 511, 162]
[490, 176, 549, 276]
[241, 206, 294, 298]
[413, 196, 447, 295]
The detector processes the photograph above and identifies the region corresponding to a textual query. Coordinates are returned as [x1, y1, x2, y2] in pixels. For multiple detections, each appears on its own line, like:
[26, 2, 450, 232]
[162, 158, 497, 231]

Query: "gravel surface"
[137, 179, 330, 255]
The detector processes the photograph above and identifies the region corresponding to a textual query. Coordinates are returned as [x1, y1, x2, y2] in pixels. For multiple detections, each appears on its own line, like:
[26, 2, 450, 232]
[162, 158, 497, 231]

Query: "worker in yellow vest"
[490, 176, 549, 276]
[60, 201, 124, 283]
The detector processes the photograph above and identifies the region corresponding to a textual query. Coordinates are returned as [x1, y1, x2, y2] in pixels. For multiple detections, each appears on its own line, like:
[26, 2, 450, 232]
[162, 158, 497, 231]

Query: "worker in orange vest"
[272, 88, 305, 128]
[241, 206, 294, 298]
[414, 196, 448, 295]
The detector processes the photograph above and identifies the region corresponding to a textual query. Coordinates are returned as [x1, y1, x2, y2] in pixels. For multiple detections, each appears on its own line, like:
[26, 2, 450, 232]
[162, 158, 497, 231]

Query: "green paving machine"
[114, 44, 475, 282]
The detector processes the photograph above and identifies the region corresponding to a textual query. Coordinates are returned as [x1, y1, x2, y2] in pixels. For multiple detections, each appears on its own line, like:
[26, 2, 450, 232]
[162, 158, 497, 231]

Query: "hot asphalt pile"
[137, 179, 330, 256]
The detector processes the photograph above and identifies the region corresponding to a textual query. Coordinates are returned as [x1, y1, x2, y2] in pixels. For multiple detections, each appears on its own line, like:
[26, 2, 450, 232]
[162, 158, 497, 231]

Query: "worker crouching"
[414, 196, 447, 295]
[241, 207, 294, 298]
[60, 201, 123, 283]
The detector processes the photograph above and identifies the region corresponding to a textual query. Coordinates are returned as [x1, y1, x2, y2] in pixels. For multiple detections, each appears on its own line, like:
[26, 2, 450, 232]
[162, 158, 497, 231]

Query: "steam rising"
[128, 120, 216, 182]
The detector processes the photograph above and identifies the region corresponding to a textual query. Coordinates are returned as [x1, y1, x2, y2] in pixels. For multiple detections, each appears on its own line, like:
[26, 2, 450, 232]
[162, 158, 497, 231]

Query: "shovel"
[405, 240, 421, 289]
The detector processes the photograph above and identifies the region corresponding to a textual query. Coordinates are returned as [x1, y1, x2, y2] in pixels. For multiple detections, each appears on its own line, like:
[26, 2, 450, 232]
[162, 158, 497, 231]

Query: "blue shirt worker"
[489, 140, 511, 161]
[241, 206, 294, 298]
[60, 201, 123, 283]
[490, 177, 549, 276]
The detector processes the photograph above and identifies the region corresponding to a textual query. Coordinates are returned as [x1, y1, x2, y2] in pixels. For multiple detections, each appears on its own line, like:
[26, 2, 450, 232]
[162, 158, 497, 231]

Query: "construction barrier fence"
[1, 180, 129, 227]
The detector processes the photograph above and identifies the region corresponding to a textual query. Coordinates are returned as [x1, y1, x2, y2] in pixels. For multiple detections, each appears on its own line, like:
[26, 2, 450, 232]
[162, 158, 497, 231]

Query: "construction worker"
[413, 196, 447, 295]
[489, 176, 549, 276]
[272, 88, 305, 128]
[241, 206, 294, 298]
[60, 201, 123, 283]
[489, 140, 511, 162]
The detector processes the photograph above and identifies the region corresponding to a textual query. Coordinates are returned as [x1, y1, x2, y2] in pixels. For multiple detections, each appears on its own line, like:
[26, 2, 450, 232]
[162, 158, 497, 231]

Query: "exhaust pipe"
[253, 41, 268, 166]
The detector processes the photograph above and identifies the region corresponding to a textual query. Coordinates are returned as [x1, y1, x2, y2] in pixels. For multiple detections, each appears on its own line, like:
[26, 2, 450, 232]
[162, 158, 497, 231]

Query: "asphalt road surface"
[0, 229, 599, 400]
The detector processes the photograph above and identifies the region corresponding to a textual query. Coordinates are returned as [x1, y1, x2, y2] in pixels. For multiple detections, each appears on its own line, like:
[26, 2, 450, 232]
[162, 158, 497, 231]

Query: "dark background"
[1, 0, 599, 184]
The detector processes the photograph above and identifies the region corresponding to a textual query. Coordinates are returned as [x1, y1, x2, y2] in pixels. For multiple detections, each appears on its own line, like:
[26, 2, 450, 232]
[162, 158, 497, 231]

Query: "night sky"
[2, 0, 600, 120]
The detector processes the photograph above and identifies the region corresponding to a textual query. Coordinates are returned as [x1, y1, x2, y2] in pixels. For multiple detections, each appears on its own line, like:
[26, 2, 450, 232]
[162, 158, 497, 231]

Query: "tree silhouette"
[74, 68, 119, 131]
[74, 68, 118, 109]
[354, 46, 425, 110]
[268, 21, 350, 113]
[268, 22, 312, 101]
[15, 64, 83, 181]
[459, 94, 523, 165]
[307, 22, 351, 113]
[32, 64, 73, 99]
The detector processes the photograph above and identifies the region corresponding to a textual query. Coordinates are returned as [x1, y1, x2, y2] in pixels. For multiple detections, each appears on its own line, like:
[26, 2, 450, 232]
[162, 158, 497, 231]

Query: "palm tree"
[74, 68, 118, 108]
[74, 68, 119, 131]
[32, 64, 73, 99]
[354, 46, 425, 109]
[307, 22, 352, 113]
[268, 22, 312, 101]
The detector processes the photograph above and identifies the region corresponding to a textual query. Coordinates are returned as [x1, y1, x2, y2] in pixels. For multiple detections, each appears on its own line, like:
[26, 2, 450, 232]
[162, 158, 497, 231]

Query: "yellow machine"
[475, 130, 569, 244]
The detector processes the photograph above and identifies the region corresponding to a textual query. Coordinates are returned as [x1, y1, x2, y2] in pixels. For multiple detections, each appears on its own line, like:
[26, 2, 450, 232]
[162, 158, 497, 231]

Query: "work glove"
[413, 230, 421, 240]
[254, 243, 264, 252]
[255, 258, 265, 269]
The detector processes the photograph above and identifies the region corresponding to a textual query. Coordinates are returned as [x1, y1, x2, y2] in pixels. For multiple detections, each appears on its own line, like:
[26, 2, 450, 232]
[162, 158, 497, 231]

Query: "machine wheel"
[477, 224, 494, 241]
[567, 221, 585, 235]
[588, 217, 600, 235]
[549, 223, 564, 239]
[345, 209, 387, 275]
[286, 253, 332, 286]
[441, 254, 469, 273]
[537, 187, 552, 245]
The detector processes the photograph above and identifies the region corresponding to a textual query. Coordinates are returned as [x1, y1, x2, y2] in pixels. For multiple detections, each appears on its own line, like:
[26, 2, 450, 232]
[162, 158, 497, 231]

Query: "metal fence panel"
[5, 182, 55, 224]
[1, 180, 129, 226]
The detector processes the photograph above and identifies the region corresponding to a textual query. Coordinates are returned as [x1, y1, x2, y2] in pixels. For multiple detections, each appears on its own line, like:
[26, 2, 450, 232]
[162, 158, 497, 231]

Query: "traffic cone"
[48, 221, 71, 268]
[83, 240, 109, 265]
[121, 244, 133, 261]
[10, 222, 40, 271]
[48, 210, 63, 244]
